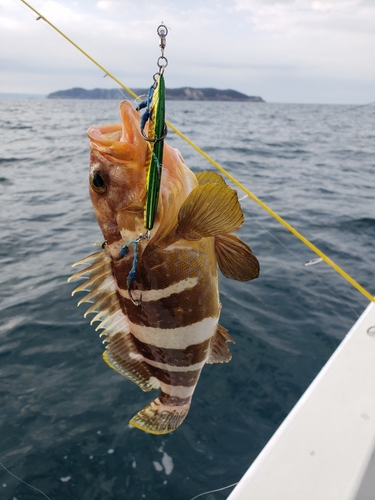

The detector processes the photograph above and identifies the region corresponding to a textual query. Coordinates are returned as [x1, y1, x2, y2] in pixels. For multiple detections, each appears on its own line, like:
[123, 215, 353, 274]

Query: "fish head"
[87, 100, 197, 248]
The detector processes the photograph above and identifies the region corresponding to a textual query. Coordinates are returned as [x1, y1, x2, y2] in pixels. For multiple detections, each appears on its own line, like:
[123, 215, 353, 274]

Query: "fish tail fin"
[129, 397, 191, 435]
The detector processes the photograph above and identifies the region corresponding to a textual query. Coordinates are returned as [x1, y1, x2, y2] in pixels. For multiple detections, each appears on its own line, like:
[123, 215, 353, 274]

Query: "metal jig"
[136, 24, 168, 232]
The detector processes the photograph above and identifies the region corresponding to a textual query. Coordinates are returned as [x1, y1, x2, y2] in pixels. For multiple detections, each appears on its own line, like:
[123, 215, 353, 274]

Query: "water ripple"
[0, 99, 374, 500]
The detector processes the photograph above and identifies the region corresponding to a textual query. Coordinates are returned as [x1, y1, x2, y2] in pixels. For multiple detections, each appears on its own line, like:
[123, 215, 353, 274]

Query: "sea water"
[0, 98, 374, 500]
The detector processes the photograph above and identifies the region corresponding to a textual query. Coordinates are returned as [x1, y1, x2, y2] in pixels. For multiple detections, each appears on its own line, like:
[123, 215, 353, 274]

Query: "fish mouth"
[88, 124, 122, 142]
[87, 101, 147, 162]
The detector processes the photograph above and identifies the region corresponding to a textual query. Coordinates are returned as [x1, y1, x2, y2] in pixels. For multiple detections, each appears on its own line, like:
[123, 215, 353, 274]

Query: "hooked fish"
[69, 101, 259, 434]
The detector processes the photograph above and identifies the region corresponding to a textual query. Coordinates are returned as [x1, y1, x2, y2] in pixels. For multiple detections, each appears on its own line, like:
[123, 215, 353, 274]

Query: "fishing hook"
[136, 82, 168, 142]
[128, 282, 142, 306]
[140, 123, 168, 143]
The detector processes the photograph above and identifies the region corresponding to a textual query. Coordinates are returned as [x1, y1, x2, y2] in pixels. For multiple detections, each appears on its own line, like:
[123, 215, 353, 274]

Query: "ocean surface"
[0, 98, 374, 500]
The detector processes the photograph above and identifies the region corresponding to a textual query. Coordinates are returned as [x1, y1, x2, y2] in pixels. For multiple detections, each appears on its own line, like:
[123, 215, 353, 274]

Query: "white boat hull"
[228, 300, 375, 500]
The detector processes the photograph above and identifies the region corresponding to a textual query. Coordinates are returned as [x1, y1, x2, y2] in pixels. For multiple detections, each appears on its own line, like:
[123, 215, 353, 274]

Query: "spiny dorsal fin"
[206, 324, 235, 364]
[214, 233, 260, 282]
[69, 247, 132, 345]
[196, 171, 226, 186]
[176, 183, 244, 240]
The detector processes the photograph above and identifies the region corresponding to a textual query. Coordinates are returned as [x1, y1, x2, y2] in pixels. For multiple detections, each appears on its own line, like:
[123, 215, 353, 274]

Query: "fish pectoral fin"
[214, 233, 260, 281]
[206, 324, 235, 364]
[176, 183, 244, 240]
[130, 397, 190, 435]
[195, 171, 227, 186]
[103, 332, 160, 392]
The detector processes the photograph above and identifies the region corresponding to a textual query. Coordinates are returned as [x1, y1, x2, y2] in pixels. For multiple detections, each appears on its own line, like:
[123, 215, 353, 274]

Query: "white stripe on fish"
[129, 316, 220, 350]
[117, 276, 198, 302]
[129, 352, 206, 373]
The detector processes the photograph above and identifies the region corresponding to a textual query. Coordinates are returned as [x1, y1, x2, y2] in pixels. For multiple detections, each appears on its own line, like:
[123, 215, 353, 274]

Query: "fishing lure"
[137, 24, 168, 232]
[137, 74, 166, 231]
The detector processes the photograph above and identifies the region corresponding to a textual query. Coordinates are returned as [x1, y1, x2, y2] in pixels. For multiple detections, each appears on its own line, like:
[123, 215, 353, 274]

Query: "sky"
[1, 0, 374, 103]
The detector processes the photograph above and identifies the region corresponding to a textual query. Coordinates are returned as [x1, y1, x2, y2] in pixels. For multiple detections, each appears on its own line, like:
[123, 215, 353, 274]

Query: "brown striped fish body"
[69, 101, 259, 434]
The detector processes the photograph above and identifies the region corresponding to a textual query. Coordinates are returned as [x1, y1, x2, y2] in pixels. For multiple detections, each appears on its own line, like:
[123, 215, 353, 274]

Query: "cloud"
[229, 0, 375, 80]
[97, 1, 113, 10]
[234, 0, 375, 34]
[1, 0, 374, 102]
[42, 1, 82, 21]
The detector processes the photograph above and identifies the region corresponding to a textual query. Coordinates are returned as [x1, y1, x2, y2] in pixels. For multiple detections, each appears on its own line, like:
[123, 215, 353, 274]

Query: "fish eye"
[90, 171, 106, 194]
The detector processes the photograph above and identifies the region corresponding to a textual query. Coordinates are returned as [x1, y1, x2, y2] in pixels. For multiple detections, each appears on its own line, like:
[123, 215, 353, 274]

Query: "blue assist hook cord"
[18, 0, 374, 303]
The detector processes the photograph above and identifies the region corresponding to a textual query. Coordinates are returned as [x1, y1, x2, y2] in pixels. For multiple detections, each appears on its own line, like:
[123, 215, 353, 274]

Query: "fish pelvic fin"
[176, 183, 244, 240]
[214, 233, 260, 281]
[206, 324, 235, 364]
[103, 332, 160, 392]
[130, 397, 191, 435]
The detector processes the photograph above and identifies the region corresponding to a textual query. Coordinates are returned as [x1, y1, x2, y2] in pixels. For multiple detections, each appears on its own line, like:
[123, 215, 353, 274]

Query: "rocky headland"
[46, 87, 265, 102]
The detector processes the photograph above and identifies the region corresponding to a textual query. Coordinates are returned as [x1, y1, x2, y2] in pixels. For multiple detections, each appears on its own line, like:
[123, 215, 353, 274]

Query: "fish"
[68, 100, 259, 435]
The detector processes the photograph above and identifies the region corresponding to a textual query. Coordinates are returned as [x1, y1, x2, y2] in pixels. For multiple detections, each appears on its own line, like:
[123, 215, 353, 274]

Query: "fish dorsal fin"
[69, 248, 128, 339]
[206, 324, 235, 364]
[69, 248, 159, 392]
[214, 233, 260, 282]
[176, 183, 244, 240]
[196, 171, 226, 186]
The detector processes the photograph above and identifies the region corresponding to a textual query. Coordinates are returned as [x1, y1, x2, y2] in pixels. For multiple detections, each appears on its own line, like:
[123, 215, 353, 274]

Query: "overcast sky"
[1, 0, 374, 103]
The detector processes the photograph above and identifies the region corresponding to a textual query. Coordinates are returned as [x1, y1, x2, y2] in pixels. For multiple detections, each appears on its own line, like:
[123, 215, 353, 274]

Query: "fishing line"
[188, 481, 239, 500]
[0, 461, 53, 500]
[170, 128, 374, 303]
[115, 87, 132, 101]
[16, 0, 138, 99]
[15, 0, 375, 304]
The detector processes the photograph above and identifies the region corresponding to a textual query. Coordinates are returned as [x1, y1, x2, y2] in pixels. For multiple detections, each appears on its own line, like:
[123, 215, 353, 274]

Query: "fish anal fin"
[103, 332, 159, 392]
[176, 184, 244, 240]
[130, 397, 190, 434]
[215, 233, 260, 282]
[206, 324, 234, 364]
[196, 171, 226, 186]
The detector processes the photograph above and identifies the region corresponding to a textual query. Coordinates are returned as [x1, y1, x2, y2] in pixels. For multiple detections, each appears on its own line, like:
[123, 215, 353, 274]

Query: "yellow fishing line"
[19, 0, 374, 303]
[167, 126, 375, 303]
[19, 0, 139, 101]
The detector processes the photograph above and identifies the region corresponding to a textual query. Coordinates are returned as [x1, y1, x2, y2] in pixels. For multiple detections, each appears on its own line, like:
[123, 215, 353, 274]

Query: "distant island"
[46, 87, 265, 102]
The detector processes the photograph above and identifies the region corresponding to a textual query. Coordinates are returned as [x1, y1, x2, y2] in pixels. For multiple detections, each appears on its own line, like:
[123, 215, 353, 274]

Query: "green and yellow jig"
[136, 25, 168, 232]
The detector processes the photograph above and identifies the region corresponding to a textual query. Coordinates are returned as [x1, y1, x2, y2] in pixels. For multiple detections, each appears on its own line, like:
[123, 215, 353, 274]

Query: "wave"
[337, 217, 375, 233]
